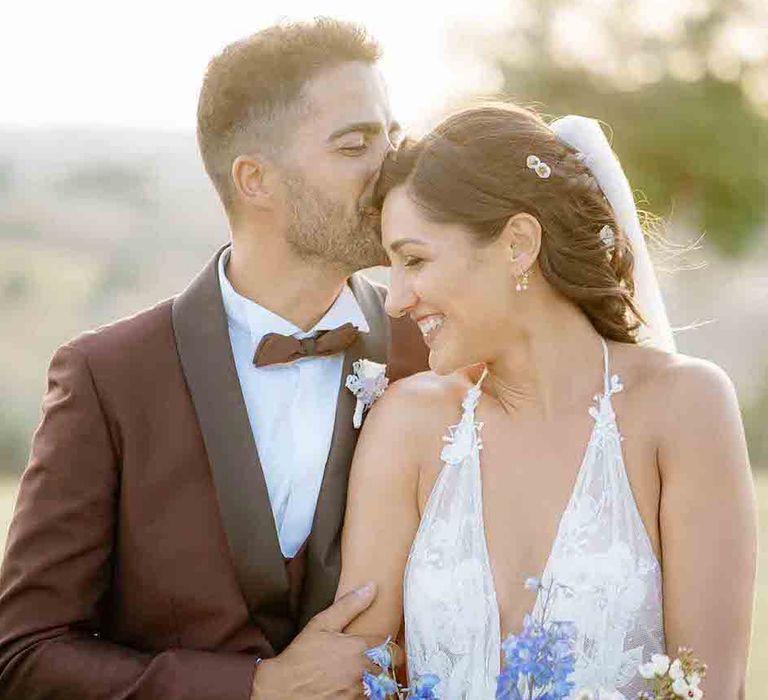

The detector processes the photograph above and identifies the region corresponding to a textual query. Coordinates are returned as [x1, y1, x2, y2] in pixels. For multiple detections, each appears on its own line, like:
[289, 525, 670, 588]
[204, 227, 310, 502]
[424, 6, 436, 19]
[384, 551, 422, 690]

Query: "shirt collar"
[218, 248, 370, 351]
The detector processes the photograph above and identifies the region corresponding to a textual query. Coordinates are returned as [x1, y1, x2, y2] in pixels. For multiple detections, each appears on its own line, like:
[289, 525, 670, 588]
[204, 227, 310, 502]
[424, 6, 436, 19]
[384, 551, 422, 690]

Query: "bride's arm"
[658, 358, 757, 699]
[335, 376, 436, 640]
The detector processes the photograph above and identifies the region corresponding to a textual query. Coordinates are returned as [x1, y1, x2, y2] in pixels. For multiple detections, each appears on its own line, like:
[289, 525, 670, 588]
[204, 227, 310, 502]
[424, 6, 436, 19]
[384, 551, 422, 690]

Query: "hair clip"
[526, 154, 551, 179]
[599, 224, 615, 247]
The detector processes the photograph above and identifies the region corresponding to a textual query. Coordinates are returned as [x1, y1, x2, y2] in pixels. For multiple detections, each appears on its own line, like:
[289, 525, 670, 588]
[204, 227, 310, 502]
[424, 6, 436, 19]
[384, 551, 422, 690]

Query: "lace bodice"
[403, 339, 665, 699]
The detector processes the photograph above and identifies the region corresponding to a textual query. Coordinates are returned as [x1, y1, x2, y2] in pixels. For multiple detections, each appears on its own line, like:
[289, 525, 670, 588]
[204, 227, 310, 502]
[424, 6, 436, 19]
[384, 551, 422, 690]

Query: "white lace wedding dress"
[403, 338, 665, 699]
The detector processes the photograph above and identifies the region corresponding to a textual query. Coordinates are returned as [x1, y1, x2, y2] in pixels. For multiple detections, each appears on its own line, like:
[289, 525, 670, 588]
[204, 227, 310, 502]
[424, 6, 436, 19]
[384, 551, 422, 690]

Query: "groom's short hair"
[197, 18, 381, 214]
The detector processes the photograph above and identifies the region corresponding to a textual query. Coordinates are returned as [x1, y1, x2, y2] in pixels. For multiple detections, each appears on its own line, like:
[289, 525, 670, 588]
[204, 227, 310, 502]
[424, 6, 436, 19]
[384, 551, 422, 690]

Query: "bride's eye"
[403, 256, 424, 268]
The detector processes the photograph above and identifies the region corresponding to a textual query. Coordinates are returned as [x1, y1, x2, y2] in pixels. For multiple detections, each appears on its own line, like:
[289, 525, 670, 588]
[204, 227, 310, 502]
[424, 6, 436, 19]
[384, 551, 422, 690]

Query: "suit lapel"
[172, 246, 294, 651]
[298, 273, 389, 626]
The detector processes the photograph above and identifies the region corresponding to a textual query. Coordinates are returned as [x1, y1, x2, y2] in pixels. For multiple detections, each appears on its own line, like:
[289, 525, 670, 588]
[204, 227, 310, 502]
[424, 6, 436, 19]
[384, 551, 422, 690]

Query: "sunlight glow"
[0, 0, 512, 132]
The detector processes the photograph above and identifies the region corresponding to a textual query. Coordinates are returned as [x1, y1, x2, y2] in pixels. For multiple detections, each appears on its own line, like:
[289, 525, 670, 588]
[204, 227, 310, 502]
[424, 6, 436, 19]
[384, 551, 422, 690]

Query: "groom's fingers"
[307, 581, 377, 632]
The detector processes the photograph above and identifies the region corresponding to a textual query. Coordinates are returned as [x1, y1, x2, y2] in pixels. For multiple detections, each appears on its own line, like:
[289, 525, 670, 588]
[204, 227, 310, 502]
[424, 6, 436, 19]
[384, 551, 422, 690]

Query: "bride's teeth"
[418, 316, 444, 336]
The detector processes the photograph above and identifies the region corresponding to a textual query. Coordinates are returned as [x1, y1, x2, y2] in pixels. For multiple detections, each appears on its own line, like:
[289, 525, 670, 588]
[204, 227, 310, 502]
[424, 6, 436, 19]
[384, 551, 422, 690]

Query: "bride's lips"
[415, 314, 445, 348]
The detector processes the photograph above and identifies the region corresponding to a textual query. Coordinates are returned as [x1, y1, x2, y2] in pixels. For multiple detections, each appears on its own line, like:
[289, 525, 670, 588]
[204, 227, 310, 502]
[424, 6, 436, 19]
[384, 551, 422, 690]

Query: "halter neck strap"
[600, 336, 611, 395]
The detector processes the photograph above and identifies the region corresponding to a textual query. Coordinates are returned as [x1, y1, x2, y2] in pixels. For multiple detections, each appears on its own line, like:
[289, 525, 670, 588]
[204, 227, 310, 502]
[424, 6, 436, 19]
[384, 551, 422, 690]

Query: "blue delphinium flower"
[362, 637, 441, 699]
[365, 636, 393, 670]
[363, 670, 398, 699]
[409, 673, 440, 699]
[496, 580, 578, 700]
[496, 663, 524, 700]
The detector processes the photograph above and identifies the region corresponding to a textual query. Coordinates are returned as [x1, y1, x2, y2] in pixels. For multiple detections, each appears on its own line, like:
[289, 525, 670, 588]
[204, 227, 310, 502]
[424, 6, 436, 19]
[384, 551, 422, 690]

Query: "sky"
[0, 0, 513, 132]
[4, 1, 765, 130]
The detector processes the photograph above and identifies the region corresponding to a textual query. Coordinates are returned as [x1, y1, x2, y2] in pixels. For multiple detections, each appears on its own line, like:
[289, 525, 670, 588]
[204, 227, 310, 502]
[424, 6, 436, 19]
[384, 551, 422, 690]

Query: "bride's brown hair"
[375, 103, 645, 344]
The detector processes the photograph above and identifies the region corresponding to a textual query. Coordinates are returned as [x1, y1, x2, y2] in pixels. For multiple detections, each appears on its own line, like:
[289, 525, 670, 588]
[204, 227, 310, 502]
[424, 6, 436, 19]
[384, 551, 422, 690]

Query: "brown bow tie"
[253, 322, 360, 367]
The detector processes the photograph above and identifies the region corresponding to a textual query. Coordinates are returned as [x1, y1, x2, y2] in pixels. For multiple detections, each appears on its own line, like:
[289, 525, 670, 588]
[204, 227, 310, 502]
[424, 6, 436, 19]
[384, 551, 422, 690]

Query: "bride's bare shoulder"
[361, 368, 476, 440]
[613, 342, 736, 399]
[611, 342, 741, 439]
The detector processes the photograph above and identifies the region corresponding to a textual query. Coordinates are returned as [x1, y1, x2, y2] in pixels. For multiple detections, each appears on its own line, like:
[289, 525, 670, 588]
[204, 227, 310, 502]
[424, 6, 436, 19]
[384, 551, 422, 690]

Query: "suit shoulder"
[62, 298, 175, 364]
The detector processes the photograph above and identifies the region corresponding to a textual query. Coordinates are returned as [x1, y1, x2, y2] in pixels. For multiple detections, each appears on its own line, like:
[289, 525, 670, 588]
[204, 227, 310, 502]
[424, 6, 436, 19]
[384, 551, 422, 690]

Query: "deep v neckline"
[473, 338, 622, 642]
[404, 338, 667, 699]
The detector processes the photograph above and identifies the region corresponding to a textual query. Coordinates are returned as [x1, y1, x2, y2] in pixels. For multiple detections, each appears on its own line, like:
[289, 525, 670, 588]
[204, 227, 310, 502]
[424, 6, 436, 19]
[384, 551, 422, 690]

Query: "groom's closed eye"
[339, 138, 369, 155]
[329, 121, 402, 153]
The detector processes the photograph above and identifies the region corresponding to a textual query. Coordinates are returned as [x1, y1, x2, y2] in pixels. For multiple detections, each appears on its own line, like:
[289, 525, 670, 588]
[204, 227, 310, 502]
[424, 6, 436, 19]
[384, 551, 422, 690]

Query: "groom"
[0, 19, 427, 699]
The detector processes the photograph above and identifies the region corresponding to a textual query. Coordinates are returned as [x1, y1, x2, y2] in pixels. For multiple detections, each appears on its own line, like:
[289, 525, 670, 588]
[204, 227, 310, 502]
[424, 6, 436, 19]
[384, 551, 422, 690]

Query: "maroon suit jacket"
[0, 247, 428, 700]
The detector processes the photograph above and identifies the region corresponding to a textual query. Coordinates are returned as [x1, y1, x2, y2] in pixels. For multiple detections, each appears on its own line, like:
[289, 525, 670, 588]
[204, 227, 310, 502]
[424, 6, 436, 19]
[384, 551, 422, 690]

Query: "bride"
[335, 104, 756, 698]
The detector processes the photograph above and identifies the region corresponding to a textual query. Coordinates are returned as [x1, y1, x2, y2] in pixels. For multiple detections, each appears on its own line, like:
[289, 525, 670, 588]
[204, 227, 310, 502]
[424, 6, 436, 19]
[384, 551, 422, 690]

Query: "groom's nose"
[385, 268, 417, 319]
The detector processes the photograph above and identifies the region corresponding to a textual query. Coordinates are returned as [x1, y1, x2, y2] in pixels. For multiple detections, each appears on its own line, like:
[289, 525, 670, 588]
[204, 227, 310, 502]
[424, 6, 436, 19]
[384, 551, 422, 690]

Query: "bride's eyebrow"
[389, 237, 426, 254]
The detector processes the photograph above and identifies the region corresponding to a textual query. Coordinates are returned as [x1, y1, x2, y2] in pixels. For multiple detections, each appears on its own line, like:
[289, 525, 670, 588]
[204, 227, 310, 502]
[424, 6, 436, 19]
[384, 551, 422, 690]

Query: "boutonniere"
[345, 359, 388, 429]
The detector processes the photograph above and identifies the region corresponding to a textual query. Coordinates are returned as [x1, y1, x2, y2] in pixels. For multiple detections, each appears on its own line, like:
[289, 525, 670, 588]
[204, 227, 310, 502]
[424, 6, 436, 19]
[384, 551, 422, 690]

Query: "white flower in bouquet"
[638, 647, 706, 699]
[639, 654, 671, 679]
[671, 672, 702, 699]
[668, 659, 684, 681]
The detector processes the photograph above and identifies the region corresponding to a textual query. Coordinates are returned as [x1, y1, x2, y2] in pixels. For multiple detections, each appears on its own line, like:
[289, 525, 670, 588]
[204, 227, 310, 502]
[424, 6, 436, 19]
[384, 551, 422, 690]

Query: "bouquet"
[496, 576, 707, 700]
[363, 636, 440, 699]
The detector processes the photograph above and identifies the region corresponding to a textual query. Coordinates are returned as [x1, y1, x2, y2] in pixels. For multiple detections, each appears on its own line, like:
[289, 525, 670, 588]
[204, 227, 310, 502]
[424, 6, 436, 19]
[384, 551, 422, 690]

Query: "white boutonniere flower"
[345, 359, 388, 429]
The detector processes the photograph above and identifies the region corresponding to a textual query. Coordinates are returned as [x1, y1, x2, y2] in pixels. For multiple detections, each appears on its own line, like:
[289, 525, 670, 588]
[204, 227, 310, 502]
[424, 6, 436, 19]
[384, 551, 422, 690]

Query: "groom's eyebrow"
[328, 120, 402, 142]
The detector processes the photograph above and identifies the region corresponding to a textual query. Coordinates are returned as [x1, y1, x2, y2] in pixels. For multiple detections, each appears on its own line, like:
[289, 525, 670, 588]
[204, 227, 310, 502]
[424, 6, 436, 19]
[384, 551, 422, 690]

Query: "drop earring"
[511, 244, 530, 292]
[516, 268, 530, 292]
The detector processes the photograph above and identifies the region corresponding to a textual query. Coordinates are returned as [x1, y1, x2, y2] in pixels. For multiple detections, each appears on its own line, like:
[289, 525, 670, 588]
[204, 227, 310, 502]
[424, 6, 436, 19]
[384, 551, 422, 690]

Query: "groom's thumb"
[308, 582, 377, 633]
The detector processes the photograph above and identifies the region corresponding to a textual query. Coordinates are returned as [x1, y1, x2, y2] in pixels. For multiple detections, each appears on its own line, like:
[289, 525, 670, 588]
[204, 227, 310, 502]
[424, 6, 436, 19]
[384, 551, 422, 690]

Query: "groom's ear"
[500, 213, 542, 273]
[230, 154, 276, 210]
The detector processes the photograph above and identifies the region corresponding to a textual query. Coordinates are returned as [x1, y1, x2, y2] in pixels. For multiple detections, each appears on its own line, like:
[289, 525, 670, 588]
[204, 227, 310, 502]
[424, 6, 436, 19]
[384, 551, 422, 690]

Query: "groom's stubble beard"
[283, 173, 389, 273]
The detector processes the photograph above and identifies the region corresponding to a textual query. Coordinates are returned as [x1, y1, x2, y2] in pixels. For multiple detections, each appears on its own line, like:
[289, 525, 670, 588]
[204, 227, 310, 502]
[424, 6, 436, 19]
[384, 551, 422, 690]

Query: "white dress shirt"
[218, 250, 369, 557]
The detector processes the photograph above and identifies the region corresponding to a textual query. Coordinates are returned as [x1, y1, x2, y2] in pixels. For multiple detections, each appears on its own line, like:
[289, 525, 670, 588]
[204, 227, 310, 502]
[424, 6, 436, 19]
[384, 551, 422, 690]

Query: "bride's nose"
[385, 268, 418, 319]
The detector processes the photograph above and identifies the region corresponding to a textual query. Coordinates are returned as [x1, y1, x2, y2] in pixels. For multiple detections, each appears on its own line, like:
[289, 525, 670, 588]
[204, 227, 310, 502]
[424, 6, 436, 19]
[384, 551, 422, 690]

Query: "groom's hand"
[250, 582, 381, 699]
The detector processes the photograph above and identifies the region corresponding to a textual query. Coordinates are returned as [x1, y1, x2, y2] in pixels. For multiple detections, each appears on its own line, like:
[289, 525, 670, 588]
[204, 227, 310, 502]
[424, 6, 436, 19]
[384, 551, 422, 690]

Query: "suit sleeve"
[0, 344, 257, 700]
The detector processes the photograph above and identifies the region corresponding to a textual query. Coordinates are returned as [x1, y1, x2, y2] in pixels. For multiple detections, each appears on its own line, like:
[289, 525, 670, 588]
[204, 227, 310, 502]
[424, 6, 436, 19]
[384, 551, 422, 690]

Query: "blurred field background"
[1, 0, 766, 695]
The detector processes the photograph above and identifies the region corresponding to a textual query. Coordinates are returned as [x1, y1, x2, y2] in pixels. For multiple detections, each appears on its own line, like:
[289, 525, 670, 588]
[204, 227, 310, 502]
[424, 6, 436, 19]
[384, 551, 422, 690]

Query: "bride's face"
[381, 186, 517, 375]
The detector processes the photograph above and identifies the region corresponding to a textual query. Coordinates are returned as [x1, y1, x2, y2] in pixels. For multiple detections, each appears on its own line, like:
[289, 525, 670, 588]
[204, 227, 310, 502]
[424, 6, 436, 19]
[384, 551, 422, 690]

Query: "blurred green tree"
[744, 373, 768, 468]
[1, 272, 31, 303]
[493, 0, 767, 255]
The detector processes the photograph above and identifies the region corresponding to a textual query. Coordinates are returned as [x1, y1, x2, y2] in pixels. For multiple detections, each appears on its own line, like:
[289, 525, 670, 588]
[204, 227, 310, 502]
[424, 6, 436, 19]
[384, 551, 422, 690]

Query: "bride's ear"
[499, 213, 542, 276]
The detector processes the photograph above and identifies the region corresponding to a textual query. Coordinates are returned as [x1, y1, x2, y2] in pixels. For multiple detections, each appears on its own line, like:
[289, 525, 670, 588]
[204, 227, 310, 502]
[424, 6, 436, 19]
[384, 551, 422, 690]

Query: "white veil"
[550, 115, 676, 353]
